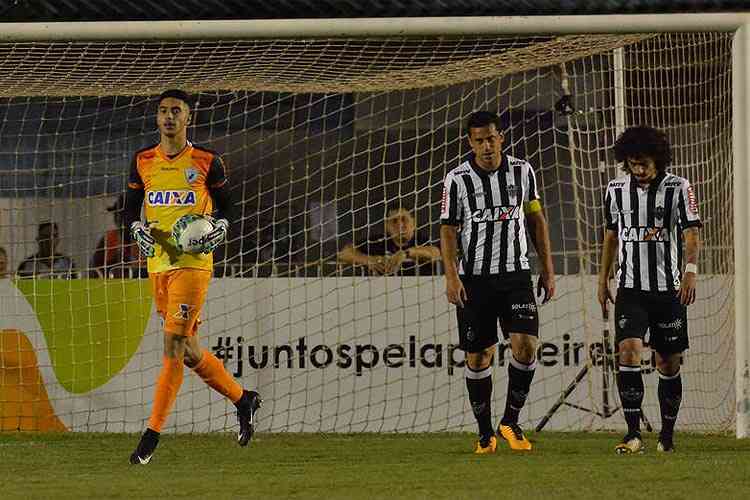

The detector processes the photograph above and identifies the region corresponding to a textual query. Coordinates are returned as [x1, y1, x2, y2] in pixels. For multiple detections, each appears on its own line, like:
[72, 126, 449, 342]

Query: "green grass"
[1, 432, 749, 499]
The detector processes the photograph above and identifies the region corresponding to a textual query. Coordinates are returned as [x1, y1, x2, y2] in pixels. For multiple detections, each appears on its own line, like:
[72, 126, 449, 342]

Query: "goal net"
[0, 29, 734, 434]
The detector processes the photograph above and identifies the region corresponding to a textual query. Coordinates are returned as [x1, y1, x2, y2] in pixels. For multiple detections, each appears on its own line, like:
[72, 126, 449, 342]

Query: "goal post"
[732, 22, 750, 439]
[0, 15, 746, 437]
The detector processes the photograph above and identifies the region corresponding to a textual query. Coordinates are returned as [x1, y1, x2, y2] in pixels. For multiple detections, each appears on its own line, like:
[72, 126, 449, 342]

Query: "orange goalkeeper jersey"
[127, 142, 228, 273]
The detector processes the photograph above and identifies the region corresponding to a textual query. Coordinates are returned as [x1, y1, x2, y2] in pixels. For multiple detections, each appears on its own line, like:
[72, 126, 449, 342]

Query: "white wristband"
[685, 263, 698, 275]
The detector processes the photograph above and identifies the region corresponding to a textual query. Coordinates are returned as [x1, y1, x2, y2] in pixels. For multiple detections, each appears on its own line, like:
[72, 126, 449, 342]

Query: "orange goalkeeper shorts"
[150, 268, 211, 337]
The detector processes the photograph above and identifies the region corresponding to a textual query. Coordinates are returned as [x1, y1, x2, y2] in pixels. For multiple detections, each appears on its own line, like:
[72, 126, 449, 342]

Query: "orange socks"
[192, 349, 243, 403]
[148, 356, 184, 433]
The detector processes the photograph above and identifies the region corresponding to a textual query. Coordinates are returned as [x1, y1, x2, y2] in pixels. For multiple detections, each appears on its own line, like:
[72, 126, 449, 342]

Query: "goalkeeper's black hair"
[465, 111, 503, 136]
[614, 125, 672, 173]
[158, 89, 193, 110]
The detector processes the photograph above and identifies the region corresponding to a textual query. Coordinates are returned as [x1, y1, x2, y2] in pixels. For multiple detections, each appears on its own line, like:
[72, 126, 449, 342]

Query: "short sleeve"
[127, 155, 144, 190]
[523, 163, 542, 214]
[206, 155, 228, 189]
[677, 179, 702, 229]
[440, 173, 462, 226]
[525, 164, 540, 202]
[604, 187, 618, 231]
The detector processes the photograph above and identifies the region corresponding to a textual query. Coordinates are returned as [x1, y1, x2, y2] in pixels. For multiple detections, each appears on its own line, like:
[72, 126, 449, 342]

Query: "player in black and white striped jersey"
[440, 111, 555, 453]
[598, 126, 702, 455]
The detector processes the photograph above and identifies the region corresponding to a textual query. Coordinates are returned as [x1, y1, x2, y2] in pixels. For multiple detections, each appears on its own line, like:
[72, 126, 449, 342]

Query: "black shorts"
[456, 272, 539, 353]
[614, 287, 689, 355]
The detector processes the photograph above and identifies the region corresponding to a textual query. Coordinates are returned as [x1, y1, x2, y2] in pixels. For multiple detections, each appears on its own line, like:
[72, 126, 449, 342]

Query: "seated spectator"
[91, 194, 144, 277]
[338, 208, 440, 276]
[17, 222, 78, 279]
[0, 247, 8, 278]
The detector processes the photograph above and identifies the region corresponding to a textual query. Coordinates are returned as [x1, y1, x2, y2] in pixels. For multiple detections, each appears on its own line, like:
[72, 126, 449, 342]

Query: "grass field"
[1, 431, 749, 499]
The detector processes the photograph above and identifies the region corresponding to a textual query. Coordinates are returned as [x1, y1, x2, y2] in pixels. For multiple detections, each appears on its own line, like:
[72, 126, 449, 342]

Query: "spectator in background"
[91, 193, 144, 277]
[0, 247, 8, 278]
[338, 208, 440, 276]
[17, 222, 78, 279]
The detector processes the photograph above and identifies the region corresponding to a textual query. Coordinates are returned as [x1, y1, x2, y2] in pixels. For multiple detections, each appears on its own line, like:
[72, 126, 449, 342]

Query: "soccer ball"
[172, 214, 214, 254]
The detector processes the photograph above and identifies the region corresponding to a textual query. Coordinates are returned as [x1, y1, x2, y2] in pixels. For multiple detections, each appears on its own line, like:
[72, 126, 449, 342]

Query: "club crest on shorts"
[618, 316, 628, 329]
[184, 167, 199, 184]
[174, 303, 195, 320]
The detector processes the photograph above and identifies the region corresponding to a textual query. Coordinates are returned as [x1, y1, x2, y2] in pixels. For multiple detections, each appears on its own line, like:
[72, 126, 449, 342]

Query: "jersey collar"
[156, 140, 192, 162]
[630, 171, 667, 193]
[468, 152, 508, 178]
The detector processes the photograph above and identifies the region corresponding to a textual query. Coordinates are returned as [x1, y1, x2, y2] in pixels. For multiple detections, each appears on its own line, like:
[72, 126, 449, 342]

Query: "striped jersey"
[128, 142, 228, 273]
[440, 154, 541, 275]
[604, 172, 702, 292]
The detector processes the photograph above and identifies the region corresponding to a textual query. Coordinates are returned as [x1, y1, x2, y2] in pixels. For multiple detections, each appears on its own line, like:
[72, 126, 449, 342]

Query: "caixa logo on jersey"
[147, 190, 197, 206]
[471, 205, 521, 223]
[619, 226, 670, 242]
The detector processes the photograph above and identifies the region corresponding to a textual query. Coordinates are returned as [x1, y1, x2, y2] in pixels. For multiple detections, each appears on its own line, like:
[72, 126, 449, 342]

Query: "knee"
[466, 349, 493, 370]
[512, 338, 537, 364]
[618, 350, 640, 366]
[183, 346, 203, 368]
[617, 340, 642, 366]
[656, 354, 682, 376]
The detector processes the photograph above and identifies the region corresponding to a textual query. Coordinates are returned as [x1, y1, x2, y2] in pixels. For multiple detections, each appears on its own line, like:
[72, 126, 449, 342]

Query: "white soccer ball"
[172, 214, 214, 254]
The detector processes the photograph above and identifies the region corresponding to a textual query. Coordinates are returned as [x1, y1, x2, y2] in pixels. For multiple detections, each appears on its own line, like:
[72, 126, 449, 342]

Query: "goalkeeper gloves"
[202, 216, 229, 254]
[130, 221, 156, 258]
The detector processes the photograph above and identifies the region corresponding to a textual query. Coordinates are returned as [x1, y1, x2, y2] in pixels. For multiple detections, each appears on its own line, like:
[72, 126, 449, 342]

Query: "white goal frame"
[2, 13, 749, 437]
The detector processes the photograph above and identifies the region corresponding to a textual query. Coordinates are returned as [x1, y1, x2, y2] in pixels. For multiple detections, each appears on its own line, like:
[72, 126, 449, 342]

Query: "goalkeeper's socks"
[192, 348, 243, 403]
[465, 365, 494, 439]
[501, 356, 536, 425]
[148, 356, 184, 433]
[657, 369, 682, 438]
[617, 364, 644, 434]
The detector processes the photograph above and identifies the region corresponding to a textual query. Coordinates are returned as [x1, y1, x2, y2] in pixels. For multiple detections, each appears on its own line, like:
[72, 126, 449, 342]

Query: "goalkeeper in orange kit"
[123, 89, 261, 465]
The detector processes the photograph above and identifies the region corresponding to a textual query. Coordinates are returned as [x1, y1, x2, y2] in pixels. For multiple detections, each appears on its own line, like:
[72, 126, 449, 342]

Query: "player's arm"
[677, 179, 702, 305]
[123, 155, 154, 257]
[524, 165, 555, 303]
[203, 155, 236, 254]
[597, 188, 619, 316]
[440, 224, 466, 306]
[439, 173, 467, 307]
[679, 227, 700, 306]
[597, 229, 619, 316]
[526, 209, 555, 303]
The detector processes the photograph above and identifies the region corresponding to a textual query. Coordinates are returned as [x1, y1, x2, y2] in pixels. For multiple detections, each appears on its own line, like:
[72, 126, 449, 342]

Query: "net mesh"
[0, 32, 734, 433]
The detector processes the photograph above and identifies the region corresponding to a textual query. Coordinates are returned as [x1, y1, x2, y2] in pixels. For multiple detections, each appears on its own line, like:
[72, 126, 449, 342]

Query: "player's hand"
[445, 274, 467, 308]
[678, 271, 697, 305]
[130, 221, 156, 258]
[597, 279, 615, 317]
[202, 217, 229, 254]
[367, 256, 387, 276]
[384, 251, 407, 275]
[537, 271, 555, 304]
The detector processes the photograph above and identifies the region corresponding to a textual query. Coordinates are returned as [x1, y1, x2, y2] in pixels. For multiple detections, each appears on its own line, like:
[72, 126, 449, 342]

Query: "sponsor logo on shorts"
[512, 303, 537, 312]
[147, 190, 196, 206]
[471, 205, 521, 223]
[620, 226, 669, 242]
[174, 303, 195, 320]
[657, 318, 683, 330]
